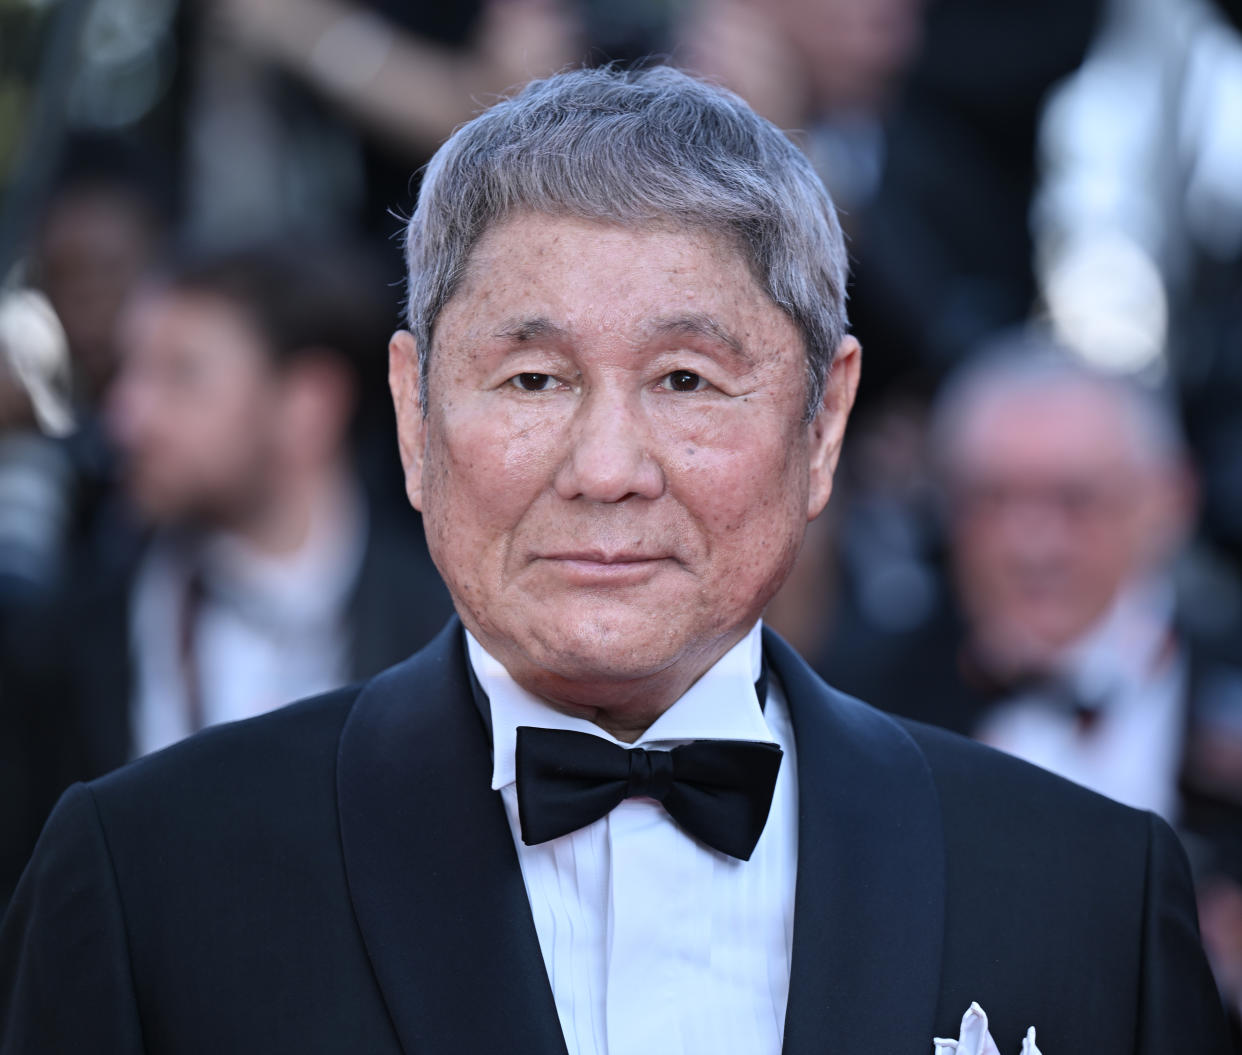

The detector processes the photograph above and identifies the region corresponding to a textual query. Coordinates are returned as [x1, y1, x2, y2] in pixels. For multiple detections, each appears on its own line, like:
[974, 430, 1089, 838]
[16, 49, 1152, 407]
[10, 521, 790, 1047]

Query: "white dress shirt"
[976, 578, 1186, 821]
[468, 622, 798, 1055]
[130, 481, 366, 757]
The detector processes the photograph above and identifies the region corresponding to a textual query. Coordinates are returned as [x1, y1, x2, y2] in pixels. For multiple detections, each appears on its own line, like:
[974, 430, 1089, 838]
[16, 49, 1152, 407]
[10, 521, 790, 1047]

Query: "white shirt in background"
[130, 481, 366, 757]
[977, 578, 1187, 821]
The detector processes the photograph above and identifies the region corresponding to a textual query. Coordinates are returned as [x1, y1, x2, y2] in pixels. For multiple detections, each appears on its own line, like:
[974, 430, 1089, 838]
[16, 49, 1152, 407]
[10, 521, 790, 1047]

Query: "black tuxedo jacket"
[0, 622, 1230, 1053]
[66, 508, 455, 781]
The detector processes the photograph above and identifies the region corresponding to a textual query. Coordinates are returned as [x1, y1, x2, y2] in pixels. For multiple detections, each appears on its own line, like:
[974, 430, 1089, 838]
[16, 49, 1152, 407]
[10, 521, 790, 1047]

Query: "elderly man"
[934, 350, 1205, 810]
[934, 348, 1242, 1036]
[0, 67, 1230, 1054]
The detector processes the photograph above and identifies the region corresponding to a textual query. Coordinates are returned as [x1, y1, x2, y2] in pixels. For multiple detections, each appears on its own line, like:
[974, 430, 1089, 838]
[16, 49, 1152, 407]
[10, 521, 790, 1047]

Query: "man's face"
[110, 289, 280, 527]
[391, 213, 858, 731]
[947, 385, 1186, 671]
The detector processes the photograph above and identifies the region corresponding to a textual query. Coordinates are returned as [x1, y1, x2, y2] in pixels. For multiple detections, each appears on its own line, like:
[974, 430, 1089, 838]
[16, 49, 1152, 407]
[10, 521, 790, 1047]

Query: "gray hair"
[929, 330, 1188, 479]
[402, 65, 849, 422]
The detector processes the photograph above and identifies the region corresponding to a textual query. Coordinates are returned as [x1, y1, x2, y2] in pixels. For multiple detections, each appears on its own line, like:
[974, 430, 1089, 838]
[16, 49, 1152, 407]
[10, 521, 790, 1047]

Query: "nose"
[553, 389, 665, 503]
[987, 496, 1079, 582]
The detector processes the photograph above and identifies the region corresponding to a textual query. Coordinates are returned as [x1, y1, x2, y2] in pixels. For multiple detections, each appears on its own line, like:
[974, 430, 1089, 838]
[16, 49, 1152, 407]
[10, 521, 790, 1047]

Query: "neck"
[536, 670, 711, 743]
[480, 625, 756, 743]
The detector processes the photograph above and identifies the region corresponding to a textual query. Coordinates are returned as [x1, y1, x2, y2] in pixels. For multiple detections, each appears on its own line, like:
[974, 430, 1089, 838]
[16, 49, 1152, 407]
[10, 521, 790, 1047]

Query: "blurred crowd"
[1, 0, 1240, 1040]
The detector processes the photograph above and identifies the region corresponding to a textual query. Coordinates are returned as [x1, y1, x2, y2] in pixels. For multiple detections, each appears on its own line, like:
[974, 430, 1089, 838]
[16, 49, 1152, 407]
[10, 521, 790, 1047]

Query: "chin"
[130, 489, 182, 524]
[534, 627, 674, 680]
[538, 607, 743, 685]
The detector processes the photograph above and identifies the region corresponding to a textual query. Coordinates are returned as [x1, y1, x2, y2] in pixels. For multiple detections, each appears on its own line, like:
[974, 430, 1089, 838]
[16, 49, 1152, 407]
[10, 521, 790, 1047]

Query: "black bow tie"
[514, 728, 783, 861]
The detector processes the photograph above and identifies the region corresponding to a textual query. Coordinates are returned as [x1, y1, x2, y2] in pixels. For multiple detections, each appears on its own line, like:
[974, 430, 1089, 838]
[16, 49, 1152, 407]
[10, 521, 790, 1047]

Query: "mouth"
[545, 548, 667, 563]
[535, 551, 673, 585]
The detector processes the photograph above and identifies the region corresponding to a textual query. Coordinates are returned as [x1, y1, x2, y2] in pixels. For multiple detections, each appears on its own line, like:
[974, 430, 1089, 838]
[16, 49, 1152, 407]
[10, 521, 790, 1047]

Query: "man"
[935, 349, 1242, 1033]
[817, 344, 1242, 1039]
[95, 243, 451, 761]
[0, 67, 1230, 1054]
[830, 346, 1242, 833]
[936, 350, 1210, 808]
[0, 243, 453, 907]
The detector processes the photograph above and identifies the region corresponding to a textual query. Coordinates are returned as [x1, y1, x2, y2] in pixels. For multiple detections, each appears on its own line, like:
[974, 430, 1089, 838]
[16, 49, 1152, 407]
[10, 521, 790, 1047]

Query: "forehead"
[123, 287, 267, 363]
[435, 212, 790, 350]
[953, 383, 1143, 481]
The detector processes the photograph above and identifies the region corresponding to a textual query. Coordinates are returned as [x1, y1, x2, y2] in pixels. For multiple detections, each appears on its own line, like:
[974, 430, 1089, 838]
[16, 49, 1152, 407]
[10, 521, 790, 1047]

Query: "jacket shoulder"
[895, 714, 1151, 831]
[74, 686, 367, 893]
[90, 684, 362, 812]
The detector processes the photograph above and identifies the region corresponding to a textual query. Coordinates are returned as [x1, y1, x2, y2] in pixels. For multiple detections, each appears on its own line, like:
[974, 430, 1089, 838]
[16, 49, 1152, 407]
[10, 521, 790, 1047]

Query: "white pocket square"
[933, 1002, 1041, 1055]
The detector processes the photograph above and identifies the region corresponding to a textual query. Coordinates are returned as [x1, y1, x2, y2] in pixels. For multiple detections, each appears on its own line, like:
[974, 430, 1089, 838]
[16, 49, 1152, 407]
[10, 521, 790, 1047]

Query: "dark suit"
[0, 504, 453, 912]
[818, 600, 1242, 888]
[68, 507, 456, 780]
[0, 622, 1230, 1053]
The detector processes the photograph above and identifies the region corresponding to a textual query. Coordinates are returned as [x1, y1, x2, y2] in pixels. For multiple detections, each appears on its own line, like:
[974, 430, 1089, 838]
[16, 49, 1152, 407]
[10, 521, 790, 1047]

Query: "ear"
[805, 334, 861, 520]
[388, 329, 428, 511]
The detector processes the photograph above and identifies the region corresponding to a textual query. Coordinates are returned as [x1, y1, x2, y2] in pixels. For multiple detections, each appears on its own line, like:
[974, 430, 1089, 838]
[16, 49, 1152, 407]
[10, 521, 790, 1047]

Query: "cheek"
[421, 407, 559, 547]
[204, 390, 272, 461]
[1079, 527, 1134, 592]
[670, 422, 809, 564]
[950, 526, 1012, 607]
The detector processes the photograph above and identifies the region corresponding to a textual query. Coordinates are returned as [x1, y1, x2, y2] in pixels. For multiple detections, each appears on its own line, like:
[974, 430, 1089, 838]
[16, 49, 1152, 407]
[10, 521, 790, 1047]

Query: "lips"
[534, 550, 674, 586]
[540, 550, 667, 564]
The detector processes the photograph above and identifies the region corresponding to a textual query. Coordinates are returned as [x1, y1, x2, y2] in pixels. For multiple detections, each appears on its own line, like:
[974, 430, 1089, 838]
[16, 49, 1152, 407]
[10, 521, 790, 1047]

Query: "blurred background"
[1, 0, 1240, 1038]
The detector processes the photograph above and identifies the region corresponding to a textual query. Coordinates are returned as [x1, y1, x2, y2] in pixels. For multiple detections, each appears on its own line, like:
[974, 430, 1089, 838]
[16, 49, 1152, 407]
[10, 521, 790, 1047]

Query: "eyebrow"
[491, 312, 752, 364]
[650, 314, 751, 365]
[493, 317, 566, 343]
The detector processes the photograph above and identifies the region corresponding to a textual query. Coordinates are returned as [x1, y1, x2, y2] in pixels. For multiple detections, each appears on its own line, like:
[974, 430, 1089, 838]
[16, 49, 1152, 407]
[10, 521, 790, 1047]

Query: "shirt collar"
[467, 623, 774, 792]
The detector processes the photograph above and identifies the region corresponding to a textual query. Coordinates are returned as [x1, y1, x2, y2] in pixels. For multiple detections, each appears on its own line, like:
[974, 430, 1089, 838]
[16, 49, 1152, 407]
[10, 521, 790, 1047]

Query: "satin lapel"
[337, 620, 567, 1055]
[765, 630, 946, 1055]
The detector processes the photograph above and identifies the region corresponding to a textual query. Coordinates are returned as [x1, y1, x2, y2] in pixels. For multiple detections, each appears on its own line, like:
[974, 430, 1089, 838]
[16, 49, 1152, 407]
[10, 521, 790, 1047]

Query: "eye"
[510, 372, 556, 392]
[662, 370, 707, 392]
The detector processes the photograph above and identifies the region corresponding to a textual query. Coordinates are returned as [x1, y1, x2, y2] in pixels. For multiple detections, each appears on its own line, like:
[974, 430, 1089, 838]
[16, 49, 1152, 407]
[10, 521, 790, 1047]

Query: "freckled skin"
[390, 213, 859, 739]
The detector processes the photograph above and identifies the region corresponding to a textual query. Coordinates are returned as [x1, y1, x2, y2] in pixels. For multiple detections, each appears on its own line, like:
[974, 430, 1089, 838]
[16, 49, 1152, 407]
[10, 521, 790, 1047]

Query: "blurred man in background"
[100, 242, 453, 760]
[939, 354, 1189, 768]
[826, 342, 1242, 1035]
[0, 242, 452, 911]
[938, 348, 1242, 1035]
[931, 349, 1238, 828]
